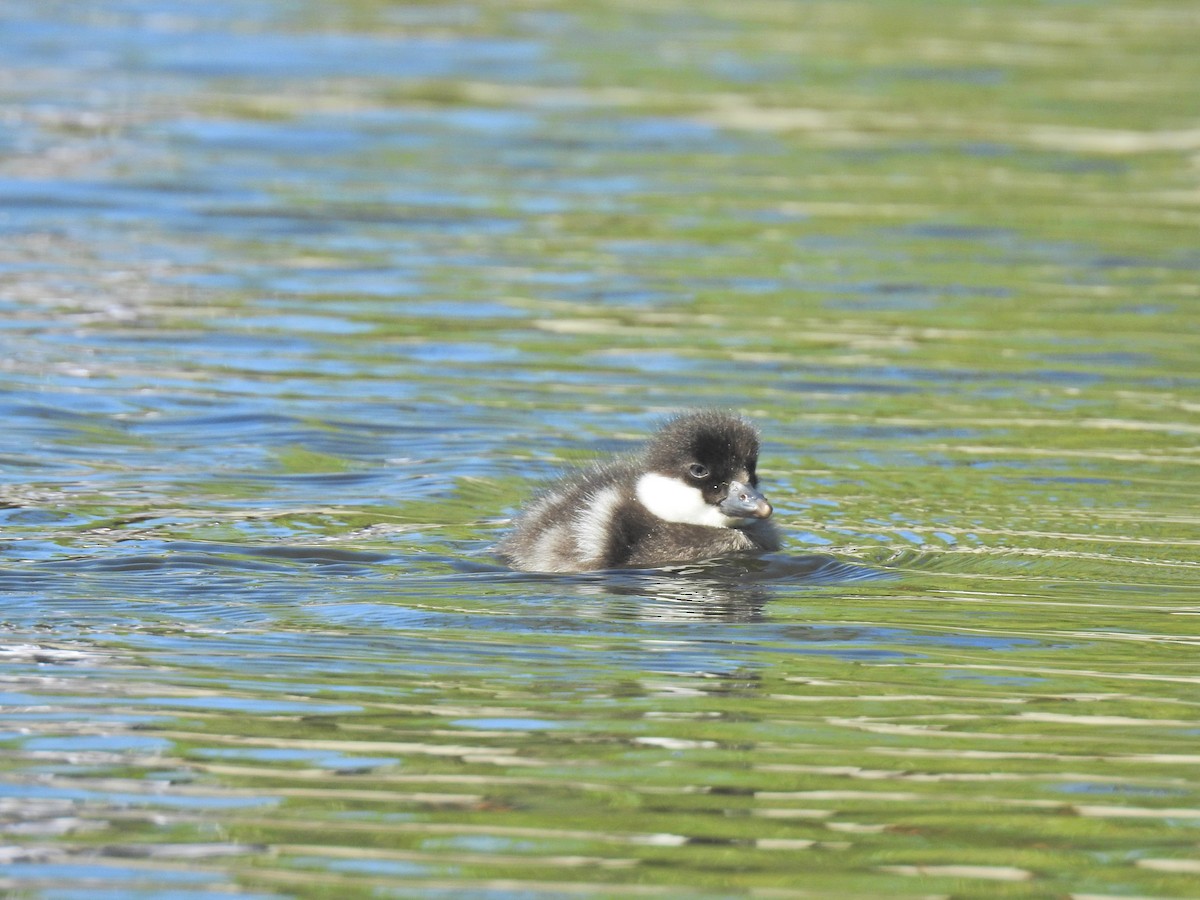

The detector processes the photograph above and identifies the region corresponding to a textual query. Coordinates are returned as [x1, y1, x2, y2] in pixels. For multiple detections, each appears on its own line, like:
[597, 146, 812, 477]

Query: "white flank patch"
[529, 525, 562, 565]
[575, 485, 623, 563]
[635, 473, 736, 528]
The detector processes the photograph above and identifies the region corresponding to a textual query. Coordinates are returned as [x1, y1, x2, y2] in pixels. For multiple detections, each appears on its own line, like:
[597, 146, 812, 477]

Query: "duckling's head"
[635, 410, 774, 528]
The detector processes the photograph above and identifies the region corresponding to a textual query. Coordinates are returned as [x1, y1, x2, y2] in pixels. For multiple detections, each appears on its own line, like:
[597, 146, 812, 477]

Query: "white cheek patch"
[636, 473, 737, 528]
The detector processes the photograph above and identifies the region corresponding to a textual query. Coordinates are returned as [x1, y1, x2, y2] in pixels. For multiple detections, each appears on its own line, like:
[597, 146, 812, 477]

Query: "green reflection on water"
[1, 0, 1198, 897]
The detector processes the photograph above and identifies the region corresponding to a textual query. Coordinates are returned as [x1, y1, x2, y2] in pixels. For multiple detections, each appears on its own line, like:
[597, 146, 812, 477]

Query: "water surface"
[2, 1, 1199, 897]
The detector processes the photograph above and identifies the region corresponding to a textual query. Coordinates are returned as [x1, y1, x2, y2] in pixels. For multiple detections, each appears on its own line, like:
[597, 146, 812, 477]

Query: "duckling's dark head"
[637, 410, 773, 527]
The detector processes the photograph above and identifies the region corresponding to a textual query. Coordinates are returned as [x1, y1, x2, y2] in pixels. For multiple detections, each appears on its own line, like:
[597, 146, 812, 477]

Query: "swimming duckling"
[497, 410, 780, 573]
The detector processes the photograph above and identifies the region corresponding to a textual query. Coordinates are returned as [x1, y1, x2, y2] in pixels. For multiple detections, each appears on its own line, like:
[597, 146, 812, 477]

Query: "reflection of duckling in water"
[497, 411, 781, 573]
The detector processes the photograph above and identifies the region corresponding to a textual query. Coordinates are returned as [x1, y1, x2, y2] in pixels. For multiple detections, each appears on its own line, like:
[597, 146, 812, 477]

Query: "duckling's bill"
[717, 480, 773, 521]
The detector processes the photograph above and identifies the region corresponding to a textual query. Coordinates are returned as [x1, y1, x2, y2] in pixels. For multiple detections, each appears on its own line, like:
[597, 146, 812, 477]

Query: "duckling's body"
[497, 411, 780, 573]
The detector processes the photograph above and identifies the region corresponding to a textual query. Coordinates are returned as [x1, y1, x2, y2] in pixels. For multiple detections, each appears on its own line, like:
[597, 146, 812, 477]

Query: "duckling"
[497, 410, 780, 573]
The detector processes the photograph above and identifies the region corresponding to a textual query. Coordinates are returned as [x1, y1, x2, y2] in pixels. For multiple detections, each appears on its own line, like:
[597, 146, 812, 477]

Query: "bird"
[497, 410, 780, 573]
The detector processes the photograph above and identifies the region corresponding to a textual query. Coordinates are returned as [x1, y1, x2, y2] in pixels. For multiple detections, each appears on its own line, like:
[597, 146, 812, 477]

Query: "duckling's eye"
[688, 463, 710, 480]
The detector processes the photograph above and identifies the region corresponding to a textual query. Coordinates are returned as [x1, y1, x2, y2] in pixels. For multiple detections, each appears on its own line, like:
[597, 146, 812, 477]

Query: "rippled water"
[3, 1, 1199, 897]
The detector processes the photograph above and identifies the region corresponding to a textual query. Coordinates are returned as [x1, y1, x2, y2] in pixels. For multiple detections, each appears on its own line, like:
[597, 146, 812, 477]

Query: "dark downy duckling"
[497, 411, 781, 573]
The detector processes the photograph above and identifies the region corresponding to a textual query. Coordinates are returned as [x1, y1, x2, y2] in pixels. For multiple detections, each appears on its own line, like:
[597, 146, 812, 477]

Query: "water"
[2, 0, 1199, 897]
